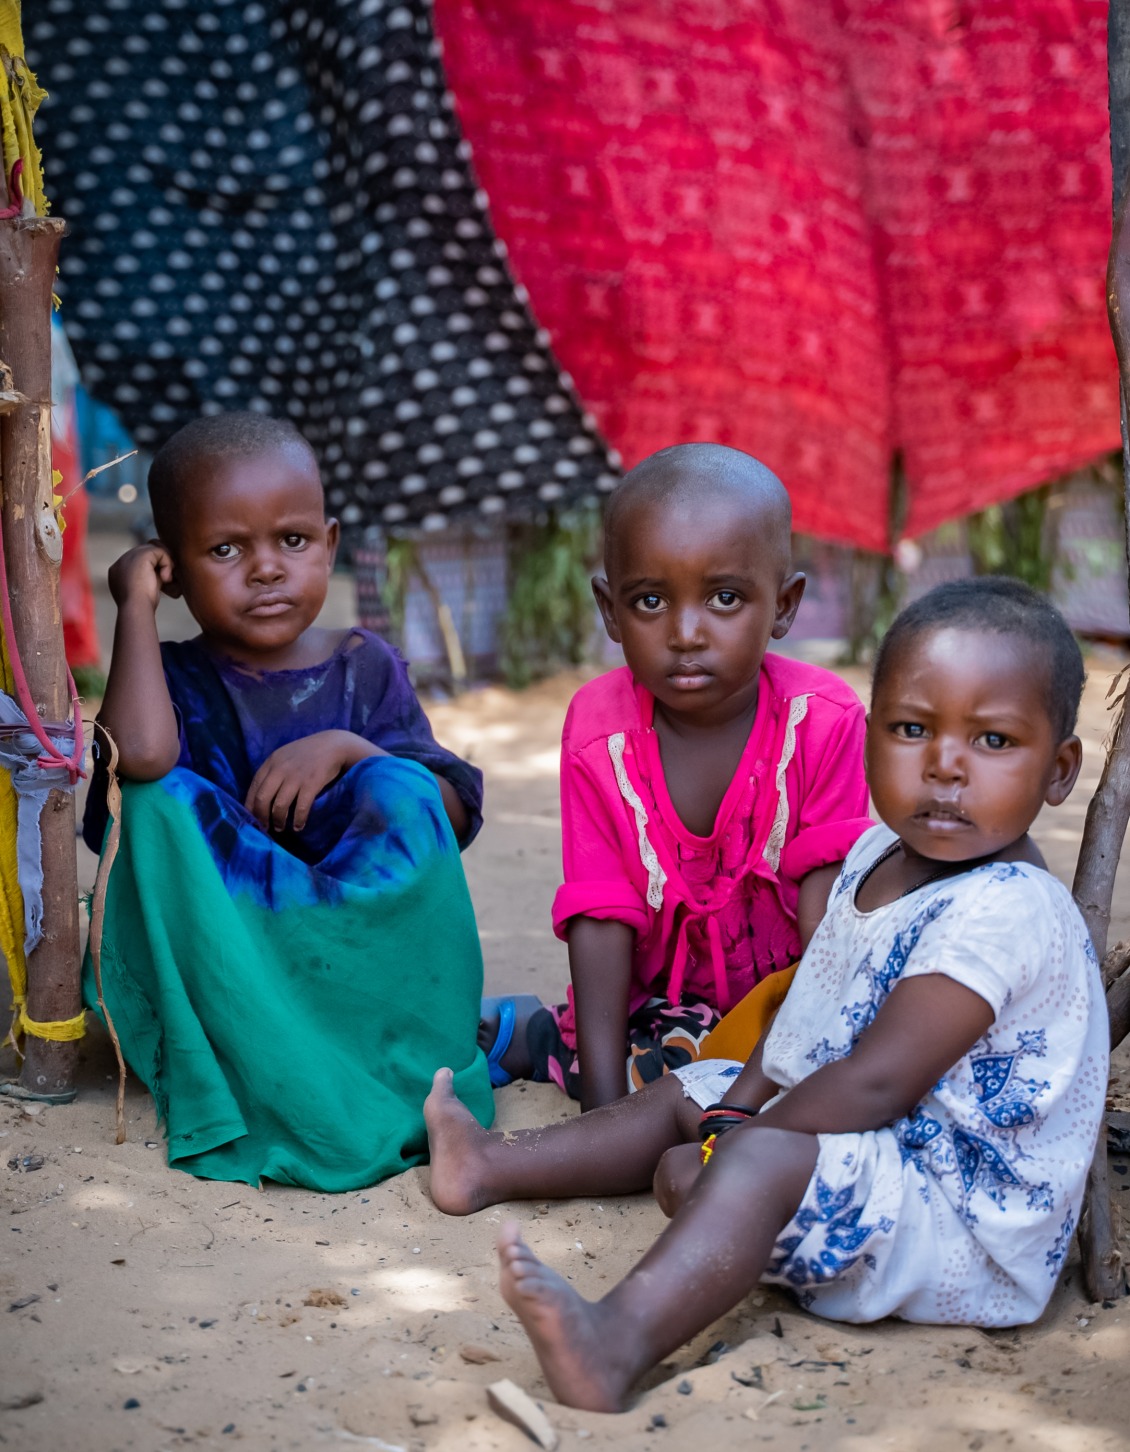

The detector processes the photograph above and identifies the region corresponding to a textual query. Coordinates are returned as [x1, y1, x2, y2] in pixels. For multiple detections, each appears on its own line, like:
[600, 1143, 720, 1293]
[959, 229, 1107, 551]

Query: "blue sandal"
[486, 997, 517, 1088]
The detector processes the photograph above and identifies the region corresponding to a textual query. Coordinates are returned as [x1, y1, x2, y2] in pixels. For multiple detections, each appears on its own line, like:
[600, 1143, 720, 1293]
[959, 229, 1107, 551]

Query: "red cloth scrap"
[434, 0, 1117, 550]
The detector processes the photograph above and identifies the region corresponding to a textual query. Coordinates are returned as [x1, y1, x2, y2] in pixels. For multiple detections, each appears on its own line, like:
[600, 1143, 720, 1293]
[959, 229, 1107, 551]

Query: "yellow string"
[0, 2, 47, 216]
[9, 998, 85, 1043]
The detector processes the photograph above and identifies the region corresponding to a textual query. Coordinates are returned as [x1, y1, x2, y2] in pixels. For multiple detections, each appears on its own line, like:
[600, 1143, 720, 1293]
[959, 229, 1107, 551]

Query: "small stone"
[222, 1424, 236, 1434]
[459, 1343, 501, 1364]
[409, 1406, 439, 1426]
[650, 1413, 668, 1428]
[123, 1398, 141, 1410]
[677, 1379, 693, 1396]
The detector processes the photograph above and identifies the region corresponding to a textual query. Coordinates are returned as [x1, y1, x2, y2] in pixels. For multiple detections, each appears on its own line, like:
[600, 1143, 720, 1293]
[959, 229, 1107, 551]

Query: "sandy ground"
[2, 540, 1130, 1451]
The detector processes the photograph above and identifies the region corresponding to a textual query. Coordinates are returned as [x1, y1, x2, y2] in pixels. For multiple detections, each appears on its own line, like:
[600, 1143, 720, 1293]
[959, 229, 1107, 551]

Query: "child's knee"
[715, 1124, 819, 1210]
[653, 1142, 701, 1217]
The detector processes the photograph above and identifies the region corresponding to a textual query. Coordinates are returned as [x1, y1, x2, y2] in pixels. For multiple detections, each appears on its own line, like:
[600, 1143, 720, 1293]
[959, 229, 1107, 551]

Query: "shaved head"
[604, 444, 792, 582]
[148, 412, 321, 550]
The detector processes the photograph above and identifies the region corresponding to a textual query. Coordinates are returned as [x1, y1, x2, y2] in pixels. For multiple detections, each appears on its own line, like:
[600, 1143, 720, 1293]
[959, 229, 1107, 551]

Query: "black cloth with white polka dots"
[27, 0, 619, 530]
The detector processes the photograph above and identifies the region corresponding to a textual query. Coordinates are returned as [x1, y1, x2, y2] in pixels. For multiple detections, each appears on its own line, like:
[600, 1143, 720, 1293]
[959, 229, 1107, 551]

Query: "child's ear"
[591, 574, 620, 643]
[1044, 734, 1083, 807]
[770, 571, 807, 640]
[324, 517, 340, 570]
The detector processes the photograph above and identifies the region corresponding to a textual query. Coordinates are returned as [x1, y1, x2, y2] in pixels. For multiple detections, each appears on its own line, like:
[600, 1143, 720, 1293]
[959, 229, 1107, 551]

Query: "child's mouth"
[915, 804, 970, 830]
[668, 667, 712, 690]
[247, 596, 294, 616]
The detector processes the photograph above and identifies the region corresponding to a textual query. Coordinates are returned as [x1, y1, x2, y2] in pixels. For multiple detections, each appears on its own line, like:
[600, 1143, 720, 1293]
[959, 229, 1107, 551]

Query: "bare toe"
[424, 1068, 495, 1215]
[497, 1222, 634, 1412]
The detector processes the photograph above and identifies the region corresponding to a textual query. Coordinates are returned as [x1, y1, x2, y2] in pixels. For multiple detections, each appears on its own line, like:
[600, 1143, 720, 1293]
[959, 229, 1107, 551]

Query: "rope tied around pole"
[87, 723, 128, 1143]
[0, 691, 86, 1053]
[0, 493, 85, 782]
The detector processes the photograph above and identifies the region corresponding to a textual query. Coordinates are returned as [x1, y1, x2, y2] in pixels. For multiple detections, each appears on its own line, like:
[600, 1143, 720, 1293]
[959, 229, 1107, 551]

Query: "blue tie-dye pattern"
[162, 756, 455, 913]
[83, 629, 483, 855]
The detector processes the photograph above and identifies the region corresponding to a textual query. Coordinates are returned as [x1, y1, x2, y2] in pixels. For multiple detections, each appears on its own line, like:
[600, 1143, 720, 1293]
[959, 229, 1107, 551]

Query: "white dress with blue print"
[756, 824, 1107, 1326]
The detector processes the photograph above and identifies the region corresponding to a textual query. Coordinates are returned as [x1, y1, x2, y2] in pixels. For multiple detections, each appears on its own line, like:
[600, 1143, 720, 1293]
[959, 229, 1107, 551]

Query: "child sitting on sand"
[426, 577, 1108, 1411]
[84, 413, 494, 1190]
[481, 444, 872, 1108]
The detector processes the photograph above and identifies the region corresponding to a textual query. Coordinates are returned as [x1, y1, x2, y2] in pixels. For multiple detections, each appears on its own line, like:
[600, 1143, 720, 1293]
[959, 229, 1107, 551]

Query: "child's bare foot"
[478, 994, 542, 1084]
[497, 1221, 639, 1412]
[424, 1068, 504, 1215]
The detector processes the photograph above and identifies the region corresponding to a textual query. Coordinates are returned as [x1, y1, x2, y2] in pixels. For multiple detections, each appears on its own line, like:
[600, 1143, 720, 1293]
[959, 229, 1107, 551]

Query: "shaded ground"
[1, 539, 1128, 1450]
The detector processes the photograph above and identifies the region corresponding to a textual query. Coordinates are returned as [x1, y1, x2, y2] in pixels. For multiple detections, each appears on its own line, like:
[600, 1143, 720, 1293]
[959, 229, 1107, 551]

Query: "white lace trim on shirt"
[607, 731, 667, 910]
[763, 694, 811, 873]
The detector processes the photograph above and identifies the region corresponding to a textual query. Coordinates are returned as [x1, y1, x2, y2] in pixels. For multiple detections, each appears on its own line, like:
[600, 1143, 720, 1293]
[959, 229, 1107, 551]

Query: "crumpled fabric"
[0, 691, 77, 957]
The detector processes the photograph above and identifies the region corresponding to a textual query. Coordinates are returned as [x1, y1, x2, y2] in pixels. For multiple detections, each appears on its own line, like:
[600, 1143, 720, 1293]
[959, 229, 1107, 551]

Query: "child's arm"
[795, 862, 842, 949]
[753, 973, 994, 1137]
[244, 733, 469, 837]
[97, 543, 181, 779]
[567, 916, 635, 1112]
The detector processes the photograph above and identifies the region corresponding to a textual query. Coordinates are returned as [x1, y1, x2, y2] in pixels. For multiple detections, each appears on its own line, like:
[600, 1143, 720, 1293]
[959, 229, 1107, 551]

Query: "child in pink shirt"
[482, 444, 870, 1108]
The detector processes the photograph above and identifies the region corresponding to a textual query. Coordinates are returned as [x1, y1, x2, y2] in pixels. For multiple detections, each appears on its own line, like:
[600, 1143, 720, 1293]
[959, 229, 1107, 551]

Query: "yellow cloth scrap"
[0, 1, 46, 216]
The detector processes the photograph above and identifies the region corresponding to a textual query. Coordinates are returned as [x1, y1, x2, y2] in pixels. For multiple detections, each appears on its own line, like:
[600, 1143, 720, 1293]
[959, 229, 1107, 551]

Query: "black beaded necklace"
[855, 840, 1001, 904]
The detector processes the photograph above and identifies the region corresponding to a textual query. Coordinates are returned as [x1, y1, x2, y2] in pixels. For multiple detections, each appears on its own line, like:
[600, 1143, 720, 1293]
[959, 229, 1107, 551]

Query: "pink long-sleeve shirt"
[549, 655, 871, 1049]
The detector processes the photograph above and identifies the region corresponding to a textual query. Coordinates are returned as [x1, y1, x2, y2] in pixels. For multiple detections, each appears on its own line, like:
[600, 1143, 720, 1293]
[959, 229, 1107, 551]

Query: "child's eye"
[892, 722, 926, 739]
[282, 533, 307, 549]
[977, 731, 1010, 750]
[634, 593, 665, 613]
[210, 543, 237, 559]
[708, 590, 741, 610]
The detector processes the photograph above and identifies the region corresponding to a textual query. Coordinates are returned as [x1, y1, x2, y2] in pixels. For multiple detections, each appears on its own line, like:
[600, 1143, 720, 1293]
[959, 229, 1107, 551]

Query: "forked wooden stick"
[1072, 9, 1130, 1300]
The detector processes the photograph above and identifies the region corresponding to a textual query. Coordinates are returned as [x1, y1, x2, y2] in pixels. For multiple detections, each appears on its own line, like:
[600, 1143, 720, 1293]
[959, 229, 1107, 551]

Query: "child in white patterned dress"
[424, 576, 1108, 1412]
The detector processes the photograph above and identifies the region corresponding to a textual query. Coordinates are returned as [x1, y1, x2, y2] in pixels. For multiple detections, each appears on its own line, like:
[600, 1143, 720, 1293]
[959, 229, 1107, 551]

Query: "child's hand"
[244, 731, 387, 832]
[108, 542, 177, 612]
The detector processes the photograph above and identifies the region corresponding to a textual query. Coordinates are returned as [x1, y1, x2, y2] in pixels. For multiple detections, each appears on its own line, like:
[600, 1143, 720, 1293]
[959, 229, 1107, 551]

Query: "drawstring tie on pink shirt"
[667, 907, 731, 1016]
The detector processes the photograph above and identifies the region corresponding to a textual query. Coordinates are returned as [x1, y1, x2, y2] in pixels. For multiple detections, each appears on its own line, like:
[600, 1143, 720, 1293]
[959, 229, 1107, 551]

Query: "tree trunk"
[0, 213, 79, 1101]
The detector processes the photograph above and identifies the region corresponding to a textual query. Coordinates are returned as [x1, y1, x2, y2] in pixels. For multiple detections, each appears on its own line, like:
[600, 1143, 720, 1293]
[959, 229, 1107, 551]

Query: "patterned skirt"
[527, 994, 720, 1100]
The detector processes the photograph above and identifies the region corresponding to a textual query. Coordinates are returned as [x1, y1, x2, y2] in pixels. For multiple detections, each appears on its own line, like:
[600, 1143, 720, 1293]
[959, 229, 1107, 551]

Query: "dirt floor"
[2, 543, 1130, 1451]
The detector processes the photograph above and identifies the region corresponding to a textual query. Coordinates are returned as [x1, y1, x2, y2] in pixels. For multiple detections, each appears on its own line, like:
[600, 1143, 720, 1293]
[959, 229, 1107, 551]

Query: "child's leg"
[424, 1066, 701, 1214]
[497, 1122, 819, 1412]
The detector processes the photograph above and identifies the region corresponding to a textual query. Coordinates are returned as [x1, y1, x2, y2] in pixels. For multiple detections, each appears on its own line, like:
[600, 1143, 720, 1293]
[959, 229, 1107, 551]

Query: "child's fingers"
[246, 764, 286, 828]
[268, 778, 301, 832]
[290, 778, 320, 832]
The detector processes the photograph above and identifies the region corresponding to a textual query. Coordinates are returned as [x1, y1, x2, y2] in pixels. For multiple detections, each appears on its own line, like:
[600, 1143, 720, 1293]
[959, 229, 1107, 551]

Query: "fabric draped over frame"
[27, 0, 1119, 548]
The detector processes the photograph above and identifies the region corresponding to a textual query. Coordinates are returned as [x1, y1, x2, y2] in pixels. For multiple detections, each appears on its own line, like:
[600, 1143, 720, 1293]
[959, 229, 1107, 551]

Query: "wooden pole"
[1071, 1, 1130, 1303]
[0, 212, 79, 1101]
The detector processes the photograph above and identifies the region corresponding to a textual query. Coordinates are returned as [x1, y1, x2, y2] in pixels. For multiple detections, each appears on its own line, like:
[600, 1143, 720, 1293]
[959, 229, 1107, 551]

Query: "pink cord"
[0, 488, 85, 783]
[0, 160, 24, 220]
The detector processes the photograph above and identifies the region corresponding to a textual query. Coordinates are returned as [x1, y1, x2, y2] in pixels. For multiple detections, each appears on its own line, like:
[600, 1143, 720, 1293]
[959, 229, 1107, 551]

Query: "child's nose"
[668, 605, 706, 650]
[248, 548, 286, 582]
[926, 740, 966, 782]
